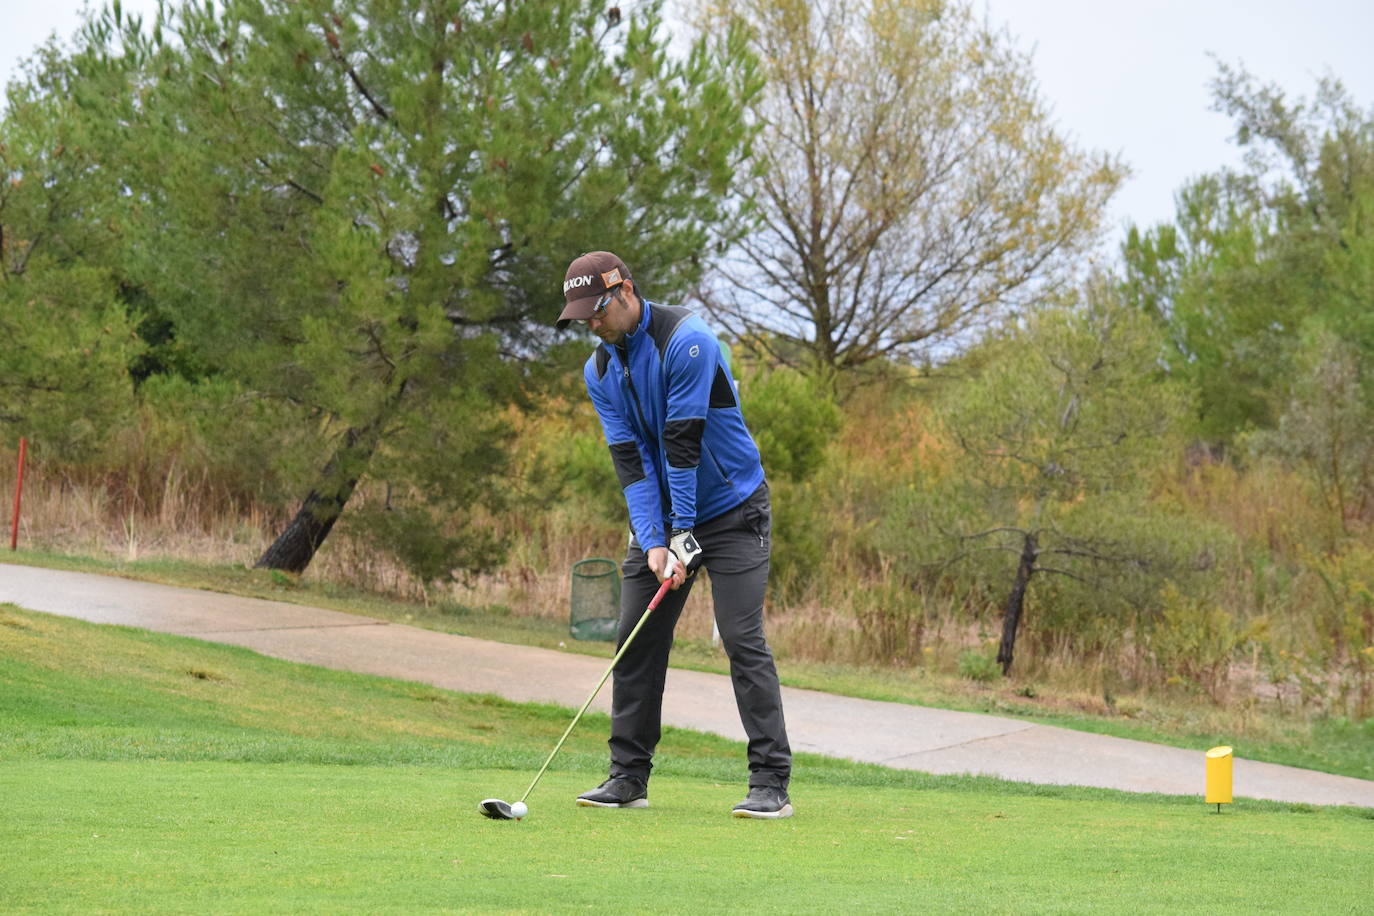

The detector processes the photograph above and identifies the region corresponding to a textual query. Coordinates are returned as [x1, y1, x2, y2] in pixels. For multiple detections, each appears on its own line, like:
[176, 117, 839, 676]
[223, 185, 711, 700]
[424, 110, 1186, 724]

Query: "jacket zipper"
[619, 354, 671, 519]
[623, 364, 654, 447]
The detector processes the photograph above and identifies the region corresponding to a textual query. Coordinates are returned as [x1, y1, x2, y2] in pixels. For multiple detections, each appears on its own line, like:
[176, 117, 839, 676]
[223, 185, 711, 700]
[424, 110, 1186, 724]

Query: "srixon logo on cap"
[564, 275, 594, 293]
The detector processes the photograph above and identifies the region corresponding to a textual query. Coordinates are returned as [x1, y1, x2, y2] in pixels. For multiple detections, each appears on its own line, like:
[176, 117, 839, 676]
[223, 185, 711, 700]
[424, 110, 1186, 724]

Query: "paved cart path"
[3, 562, 1373, 808]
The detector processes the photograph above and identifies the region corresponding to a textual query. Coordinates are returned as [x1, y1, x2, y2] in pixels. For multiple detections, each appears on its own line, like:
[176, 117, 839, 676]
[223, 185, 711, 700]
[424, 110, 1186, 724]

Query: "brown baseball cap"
[557, 251, 631, 330]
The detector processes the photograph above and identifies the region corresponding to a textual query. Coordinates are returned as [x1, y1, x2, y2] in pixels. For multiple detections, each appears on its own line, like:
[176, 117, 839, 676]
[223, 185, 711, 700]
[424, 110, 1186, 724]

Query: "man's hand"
[669, 528, 703, 577]
[647, 546, 687, 589]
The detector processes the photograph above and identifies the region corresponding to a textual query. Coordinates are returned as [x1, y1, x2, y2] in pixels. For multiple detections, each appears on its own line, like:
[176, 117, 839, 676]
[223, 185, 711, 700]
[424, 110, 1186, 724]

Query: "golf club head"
[478, 798, 515, 820]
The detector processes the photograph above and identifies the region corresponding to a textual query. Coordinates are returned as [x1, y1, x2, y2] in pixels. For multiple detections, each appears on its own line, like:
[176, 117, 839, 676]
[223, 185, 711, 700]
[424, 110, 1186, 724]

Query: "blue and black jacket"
[584, 300, 765, 551]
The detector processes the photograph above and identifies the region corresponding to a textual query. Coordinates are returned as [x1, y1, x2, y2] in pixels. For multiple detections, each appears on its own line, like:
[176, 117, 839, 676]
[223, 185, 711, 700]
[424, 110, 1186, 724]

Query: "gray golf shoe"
[732, 785, 793, 819]
[576, 776, 649, 808]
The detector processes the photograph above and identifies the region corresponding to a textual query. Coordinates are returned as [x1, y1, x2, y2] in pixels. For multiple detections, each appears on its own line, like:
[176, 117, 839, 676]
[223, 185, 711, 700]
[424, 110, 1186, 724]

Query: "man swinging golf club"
[557, 251, 793, 819]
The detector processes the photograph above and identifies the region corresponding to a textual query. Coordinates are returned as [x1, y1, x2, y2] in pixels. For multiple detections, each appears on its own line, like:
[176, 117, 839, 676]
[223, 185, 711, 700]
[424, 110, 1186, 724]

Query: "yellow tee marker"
[1206, 746, 1233, 813]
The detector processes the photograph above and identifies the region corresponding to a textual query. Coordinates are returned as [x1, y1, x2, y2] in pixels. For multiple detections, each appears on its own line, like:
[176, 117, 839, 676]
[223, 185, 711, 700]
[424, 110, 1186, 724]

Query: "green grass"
[8, 760, 1372, 915]
[3, 604, 1373, 914]
[6, 548, 1374, 785]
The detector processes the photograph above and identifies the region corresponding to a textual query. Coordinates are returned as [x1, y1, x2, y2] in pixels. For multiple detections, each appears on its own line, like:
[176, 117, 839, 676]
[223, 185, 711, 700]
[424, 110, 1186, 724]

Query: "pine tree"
[71, 0, 760, 574]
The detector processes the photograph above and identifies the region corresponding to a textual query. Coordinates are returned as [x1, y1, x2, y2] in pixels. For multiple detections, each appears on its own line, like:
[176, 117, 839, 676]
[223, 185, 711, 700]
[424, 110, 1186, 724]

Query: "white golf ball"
[511, 802, 528, 819]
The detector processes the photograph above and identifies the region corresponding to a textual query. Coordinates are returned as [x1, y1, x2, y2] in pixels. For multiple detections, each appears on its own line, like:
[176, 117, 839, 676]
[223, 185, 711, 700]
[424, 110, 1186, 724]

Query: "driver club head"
[478, 798, 516, 820]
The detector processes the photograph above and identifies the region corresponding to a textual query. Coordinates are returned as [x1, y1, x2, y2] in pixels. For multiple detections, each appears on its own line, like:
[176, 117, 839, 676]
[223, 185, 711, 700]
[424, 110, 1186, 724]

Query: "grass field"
[2, 604, 1371, 913]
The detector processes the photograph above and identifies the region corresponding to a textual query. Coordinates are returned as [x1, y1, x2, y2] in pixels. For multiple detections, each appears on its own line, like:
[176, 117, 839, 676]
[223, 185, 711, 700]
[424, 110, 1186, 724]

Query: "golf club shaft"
[519, 576, 674, 802]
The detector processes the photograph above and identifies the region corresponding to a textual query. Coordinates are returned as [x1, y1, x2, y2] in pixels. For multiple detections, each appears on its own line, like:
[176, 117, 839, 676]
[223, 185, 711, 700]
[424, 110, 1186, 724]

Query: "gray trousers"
[610, 483, 791, 790]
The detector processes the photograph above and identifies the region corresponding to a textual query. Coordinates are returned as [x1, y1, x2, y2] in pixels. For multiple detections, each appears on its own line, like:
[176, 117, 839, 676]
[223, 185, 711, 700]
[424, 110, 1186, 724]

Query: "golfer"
[556, 251, 793, 819]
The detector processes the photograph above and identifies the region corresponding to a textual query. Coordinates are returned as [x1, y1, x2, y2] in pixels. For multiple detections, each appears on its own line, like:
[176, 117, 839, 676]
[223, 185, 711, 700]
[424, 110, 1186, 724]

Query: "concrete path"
[4, 562, 1373, 808]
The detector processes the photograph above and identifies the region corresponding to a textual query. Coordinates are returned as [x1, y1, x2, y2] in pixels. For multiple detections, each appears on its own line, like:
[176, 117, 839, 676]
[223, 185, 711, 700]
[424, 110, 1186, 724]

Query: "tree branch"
[327, 35, 391, 122]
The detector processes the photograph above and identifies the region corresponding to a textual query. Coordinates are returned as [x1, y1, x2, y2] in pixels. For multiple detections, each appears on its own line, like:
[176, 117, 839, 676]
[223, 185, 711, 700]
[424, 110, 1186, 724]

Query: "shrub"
[766, 478, 830, 602]
[1146, 584, 1253, 703]
[958, 649, 1001, 683]
[1302, 545, 1374, 719]
[738, 366, 841, 484]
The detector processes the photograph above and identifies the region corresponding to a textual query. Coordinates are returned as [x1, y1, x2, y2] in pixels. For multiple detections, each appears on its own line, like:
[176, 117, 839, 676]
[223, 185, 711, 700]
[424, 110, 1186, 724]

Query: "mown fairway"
[2, 605, 1370, 914]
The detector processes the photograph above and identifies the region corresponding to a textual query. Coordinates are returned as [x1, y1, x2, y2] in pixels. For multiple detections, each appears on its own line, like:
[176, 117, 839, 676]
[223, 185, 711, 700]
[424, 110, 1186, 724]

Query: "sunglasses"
[588, 283, 624, 319]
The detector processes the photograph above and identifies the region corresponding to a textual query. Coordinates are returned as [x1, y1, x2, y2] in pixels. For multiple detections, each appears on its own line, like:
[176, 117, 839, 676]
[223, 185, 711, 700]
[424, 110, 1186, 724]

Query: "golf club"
[479, 575, 674, 820]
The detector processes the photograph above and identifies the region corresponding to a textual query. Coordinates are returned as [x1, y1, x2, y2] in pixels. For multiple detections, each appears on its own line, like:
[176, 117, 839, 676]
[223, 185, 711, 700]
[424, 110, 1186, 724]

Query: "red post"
[10, 437, 26, 550]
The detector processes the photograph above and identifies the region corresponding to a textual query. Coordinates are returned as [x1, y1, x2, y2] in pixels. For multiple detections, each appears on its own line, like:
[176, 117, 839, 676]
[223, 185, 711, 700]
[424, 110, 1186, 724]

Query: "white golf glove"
[668, 528, 703, 577]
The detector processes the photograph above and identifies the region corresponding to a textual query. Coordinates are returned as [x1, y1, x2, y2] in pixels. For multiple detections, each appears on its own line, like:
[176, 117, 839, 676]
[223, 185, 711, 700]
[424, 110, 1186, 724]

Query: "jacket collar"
[612, 299, 653, 356]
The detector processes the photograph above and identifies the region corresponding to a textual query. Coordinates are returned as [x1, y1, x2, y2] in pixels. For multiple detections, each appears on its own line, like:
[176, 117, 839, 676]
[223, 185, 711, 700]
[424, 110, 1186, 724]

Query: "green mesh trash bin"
[570, 558, 620, 641]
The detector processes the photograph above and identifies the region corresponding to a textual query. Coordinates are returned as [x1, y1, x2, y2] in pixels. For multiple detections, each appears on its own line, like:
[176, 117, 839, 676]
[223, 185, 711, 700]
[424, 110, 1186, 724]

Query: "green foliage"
[957, 648, 1001, 683]
[1122, 66, 1374, 445]
[1301, 546, 1374, 719]
[0, 44, 144, 460]
[738, 365, 840, 483]
[765, 477, 830, 602]
[0, 265, 141, 461]
[136, 374, 306, 502]
[943, 289, 1188, 500]
[28, 0, 762, 572]
[518, 393, 626, 528]
[1122, 176, 1281, 440]
[347, 502, 508, 586]
[555, 428, 629, 524]
[1247, 327, 1374, 534]
[1049, 494, 1233, 624]
[1146, 584, 1253, 702]
[885, 289, 1211, 672]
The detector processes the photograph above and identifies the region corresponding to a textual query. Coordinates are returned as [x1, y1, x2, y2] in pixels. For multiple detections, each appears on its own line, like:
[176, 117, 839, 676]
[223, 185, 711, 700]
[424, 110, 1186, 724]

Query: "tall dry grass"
[7, 459, 274, 566]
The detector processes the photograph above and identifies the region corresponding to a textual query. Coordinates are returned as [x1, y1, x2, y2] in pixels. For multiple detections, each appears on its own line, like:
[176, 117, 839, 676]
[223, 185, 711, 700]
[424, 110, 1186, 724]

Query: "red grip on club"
[647, 576, 673, 611]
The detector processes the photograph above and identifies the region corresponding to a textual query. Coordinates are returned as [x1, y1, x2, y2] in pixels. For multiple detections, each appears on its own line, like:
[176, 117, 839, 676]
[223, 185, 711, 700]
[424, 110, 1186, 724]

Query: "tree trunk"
[996, 532, 1038, 675]
[254, 425, 379, 573]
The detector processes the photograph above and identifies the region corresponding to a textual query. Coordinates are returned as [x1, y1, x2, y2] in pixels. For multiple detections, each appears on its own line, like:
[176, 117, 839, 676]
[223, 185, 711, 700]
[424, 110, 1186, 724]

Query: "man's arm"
[659, 326, 719, 581]
[585, 358, 668, 551]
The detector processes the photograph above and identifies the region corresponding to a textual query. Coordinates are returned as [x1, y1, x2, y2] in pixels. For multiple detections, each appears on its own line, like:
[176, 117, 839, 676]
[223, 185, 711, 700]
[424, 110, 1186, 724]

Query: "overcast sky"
[981, 0, 1374, 241]
[4, 0, 1372, 248]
